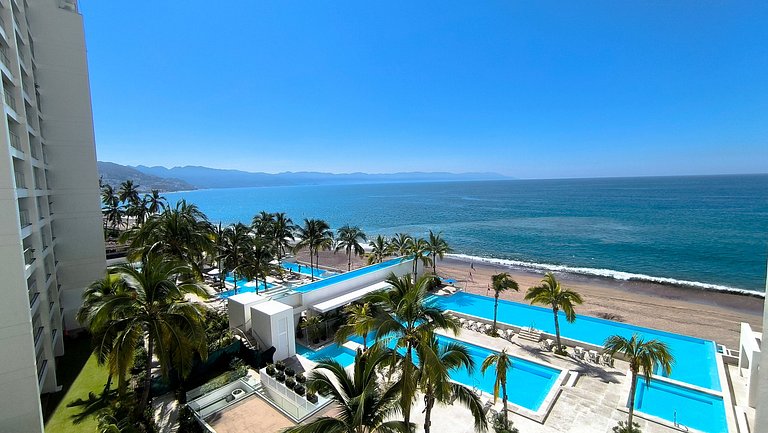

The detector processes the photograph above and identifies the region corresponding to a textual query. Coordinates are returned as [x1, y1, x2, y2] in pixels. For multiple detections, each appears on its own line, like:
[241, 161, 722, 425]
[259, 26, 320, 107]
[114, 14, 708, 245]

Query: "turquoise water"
[634, 379, 727, 433]
[282, 262, 335, 278]
[218, 275, 273, 298]
[166, 175, 768, 292]
[296, 343, 356, 367]
[428, 292, 721, 391]
[291, 257, 407, 293]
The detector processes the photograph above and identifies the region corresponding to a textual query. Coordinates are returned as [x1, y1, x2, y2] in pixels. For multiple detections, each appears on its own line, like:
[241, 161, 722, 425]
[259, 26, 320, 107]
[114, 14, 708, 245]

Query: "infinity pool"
[296, 343, 356, 367]
[291, 257, 408, 293]
[634, 379, 727, 433]
[282, 262, 336, 279]
[217, 275, 273, 298]
[428, 292, 720, 391]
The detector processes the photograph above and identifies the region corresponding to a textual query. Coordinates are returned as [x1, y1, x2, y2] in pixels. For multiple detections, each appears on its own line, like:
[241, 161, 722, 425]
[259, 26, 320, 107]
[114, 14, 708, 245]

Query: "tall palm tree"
[490, 273, 519, 335]
[294, 219, 333, 281]
[524, 272, 583, 354]
[251, 210, 276, 237]
[120, 200, 215, 276]
[103, 202, 124, 230]
[117, 180, 141, 207]
[212, 222, 227, 291]
[271, 212, 296, 261]
[390, 233, 413, 257]
[417, 334, 487, 433]
[367, 274, 460, 432]
[334, 302, 377, 350]
[335, 225, 367, 271]
[240, 237, 278, 294]
[101, 184, 119, 208]
[367, 235, 391, 265]
[481, 349, 513, 431]
[126, 201, 148, 227]
[424, 230, 452, 275]
[407, 237, 433, 282]
[144, 190, 167, 215]
[604, 334, 673, 430]
[218, 223, 253, 294]
[283, 346, 409, 433]
[85, 253, 209, 407]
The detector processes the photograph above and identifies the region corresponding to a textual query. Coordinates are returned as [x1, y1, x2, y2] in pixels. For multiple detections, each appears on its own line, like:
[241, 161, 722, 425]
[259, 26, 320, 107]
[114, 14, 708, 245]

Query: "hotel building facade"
[0, 0, 104, 431]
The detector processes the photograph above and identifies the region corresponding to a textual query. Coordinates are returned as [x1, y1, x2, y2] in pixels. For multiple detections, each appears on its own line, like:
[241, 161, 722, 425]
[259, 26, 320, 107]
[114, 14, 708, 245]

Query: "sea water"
[165, 174, 768, 293]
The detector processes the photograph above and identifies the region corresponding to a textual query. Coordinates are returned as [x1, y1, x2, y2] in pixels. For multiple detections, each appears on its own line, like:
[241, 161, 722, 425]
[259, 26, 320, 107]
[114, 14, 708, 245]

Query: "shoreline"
[298, 249, 764, 348]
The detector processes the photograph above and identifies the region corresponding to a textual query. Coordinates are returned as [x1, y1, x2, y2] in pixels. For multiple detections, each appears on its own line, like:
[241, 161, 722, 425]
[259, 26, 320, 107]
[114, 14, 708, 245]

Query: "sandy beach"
[295, 249, 764, 349]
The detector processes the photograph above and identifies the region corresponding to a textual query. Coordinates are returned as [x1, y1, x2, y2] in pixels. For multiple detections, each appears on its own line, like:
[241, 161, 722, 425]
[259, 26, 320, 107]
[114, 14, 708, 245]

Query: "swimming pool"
[217, 275, 273, 298]
[291, 257, 409, 293]
[296, 343, 356, 367]
[282, 262, 335, 279]
[634, 378, 727, 433]
[428, 291, 721, 391]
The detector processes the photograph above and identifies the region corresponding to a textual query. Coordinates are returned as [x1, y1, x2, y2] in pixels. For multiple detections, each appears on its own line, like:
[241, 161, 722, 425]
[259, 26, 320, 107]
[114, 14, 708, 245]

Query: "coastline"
[297, 250, 764, 348]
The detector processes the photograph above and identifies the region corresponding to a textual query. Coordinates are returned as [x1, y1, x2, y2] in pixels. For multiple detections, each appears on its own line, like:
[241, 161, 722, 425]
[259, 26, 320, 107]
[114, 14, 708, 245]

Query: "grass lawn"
[43, 335, 114, 433]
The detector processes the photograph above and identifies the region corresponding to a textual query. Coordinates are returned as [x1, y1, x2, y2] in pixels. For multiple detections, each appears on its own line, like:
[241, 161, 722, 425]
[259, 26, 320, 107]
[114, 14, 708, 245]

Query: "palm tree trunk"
[423, 391, 435, 433]
[502, 382, 509, 429]
[309, 247, 315, 281]
[142, 337, 154, 407]
[118, 371, 126, 398]
[403, 345, 413, 433]
[493, 294, 499, 333]
[102, 373, 113, 397]
[553, 307, 562, 351]
[347, 248, 352, 271]
[627, 371, 638, 427]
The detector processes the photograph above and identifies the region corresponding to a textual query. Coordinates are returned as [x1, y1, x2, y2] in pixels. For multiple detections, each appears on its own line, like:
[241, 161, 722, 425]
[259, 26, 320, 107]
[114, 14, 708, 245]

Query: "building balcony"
[23, 246, 35, 265]
[9, 130, 22, 151]
[33, 326, 44, 351]
[19, 209, 30, 227]
[36, 358, 47, 387]
[4, 88, 16, 110]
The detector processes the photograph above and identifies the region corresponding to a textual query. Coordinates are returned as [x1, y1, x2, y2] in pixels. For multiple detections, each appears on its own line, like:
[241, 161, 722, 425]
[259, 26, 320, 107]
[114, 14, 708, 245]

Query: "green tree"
[271, 212, 296, 261]
[335, 225, 367, 271]
[490, 273, 519, 335]
[101, 184, 119, 208]
[103, 202, 125, 230]
[118, 180, 141, 207]
[367, 235, 391, 265]
[295, 218, 333, 281]
[406, 237, 433, 282]
[218, 223, 253, 294]
[251, 210, 276, 237]
[283, 346, 410, 433]
[390, 233, 413, 257]
[144, 190, 167, 215]
[424, 230, 452, 275]
[417, 334, 487, 433]
[367, 274, 460, 432]
[604, 334, 673, 431]
[240, 236, 278, 294]
[334, 302, 377, 350]
[524, 272, 583, 354]
[481, 348, 513, 431]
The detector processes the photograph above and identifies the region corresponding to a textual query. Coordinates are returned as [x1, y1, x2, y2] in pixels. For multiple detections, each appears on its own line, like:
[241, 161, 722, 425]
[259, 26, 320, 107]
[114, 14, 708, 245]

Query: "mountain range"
[98, 161, 510, 192]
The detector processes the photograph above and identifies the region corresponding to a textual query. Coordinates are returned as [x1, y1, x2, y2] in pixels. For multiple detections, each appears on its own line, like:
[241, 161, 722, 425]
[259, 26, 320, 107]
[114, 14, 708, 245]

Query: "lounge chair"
[574, 346, 586, 360]
[601, 353, 614, 367]
[459, 318, 467, 327]
[588, 350, 600, 363]
[505, 329, 516, 340]
[467, 320, 476, 330]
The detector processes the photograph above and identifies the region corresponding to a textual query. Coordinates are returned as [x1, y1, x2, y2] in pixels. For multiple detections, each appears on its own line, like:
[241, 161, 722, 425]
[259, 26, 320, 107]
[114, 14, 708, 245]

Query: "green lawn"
[43, 336, 113, 433]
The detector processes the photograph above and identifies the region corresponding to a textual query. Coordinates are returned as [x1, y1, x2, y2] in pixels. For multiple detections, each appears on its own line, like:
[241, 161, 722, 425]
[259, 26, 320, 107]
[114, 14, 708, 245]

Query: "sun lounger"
[459, 318, 467, 327]
[601, 353, 614, 367]
[467, 320, 476, 330]
[483, 323, 493, 333]
[574, 346, 586, 359]
[505, 329, 515, 340]
[588, 350, 600, 363]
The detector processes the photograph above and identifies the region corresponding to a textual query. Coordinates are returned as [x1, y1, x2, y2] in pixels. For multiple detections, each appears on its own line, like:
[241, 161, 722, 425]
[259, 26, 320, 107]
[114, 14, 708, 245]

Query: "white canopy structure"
[310, 281, 391, 313]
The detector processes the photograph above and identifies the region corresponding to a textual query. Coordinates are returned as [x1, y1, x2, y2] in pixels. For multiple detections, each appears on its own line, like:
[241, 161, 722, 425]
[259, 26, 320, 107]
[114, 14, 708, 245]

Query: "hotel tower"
[0, 0, 105, 431]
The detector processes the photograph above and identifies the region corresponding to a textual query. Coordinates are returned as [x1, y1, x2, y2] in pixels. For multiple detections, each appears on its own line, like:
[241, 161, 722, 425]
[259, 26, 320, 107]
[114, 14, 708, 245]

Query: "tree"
[294, 219, 333, 281]
[424, 231, 452, 275]
[335, 225, 367, 271]
[103, 202, 125, 230]
[251, 211, 276, 237]
[334, 302, 377, 350]
[406, 237, 433, 282]
[126, 201, 148, 227]
[283, 346, 410, 433]
[240, 236, 278, 295]
[144, 190, 167, 215]
[367, 235, 391, 265]
[271, 212, 296, 261]
[604, 334, 673, 431]
[481, 348, 513, 431]
[118, 180, 141, 207]
[417, 334, 487, 433]
[218, 223, 253, 294]
[367, 274, 460, 432]
[84, 253, 209, 407]
[524, 272, 583, 354]
[490, 273, 519, 335]
[390, 233, 413, 257]
[101, 184, 119, 208]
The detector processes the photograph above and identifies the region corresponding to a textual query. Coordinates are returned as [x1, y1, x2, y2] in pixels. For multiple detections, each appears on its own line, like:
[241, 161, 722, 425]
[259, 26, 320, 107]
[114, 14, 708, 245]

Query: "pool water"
[291, 257, 408, 293]
[296, 343, 357, 367]
[282, 262, 336, 279]
[634, 378, 727, 433]
[428, 291, 721, 391]
[217, 274, 273, 298]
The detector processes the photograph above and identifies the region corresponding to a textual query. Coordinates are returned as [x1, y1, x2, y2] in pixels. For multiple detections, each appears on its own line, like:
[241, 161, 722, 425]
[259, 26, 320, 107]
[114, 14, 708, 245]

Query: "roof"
[250, 299, 293, 315]
[226, 292, 266, 306]
[311, 281, 391, 313]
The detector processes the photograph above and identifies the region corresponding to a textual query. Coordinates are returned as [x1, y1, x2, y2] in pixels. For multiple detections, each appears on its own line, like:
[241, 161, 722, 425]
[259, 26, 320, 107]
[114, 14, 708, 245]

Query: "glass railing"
[4, 89, 15, 109]
[19, 209, 30, 227]
[34, 326, 44, 346]
[36, 359, 47, 383]
[28, 289, 38, 308]
[10, 131, 22, 150]
[23, 246, 34, 265]
[0, 46, 10, 68]
[14, 171, 25, 188]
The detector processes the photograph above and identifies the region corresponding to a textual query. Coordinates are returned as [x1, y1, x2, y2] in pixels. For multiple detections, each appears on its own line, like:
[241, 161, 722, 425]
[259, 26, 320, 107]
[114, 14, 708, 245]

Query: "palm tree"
[335, 225, 367, 271]
[390, 233, 413, 257]
[271, 212, 296, 261]
[367, 273, 460, 431]
[101, 184, 119, 208]
[218, 223, 253, 294]
[117, 180, 141, 207]
[240, 237, 278, 294]
[294, 219, 333, 281]
[367, 235, 391, 265]
[417, 334, 487, 433]
[126, 201, 148, 227]
[85, 253, 209, 407]
[490, 273, 519, 335]
[252, 210, 276, 237]
[424, 230, 452, 275]
[407, 237, 433, 282]
[283, 345, 410, 433]
[524, 272, 583, 354]
[481, 348, 513, 431]
[103, 202, 125, 230]
[334, 302, 377, 349]
[144, 190, 167, 215]
[604, 334, 673, 430]
[120, 200, 215, 276]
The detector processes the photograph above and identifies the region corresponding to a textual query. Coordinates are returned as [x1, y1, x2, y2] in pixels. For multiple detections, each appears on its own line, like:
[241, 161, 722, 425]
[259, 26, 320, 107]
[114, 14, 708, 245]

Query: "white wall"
[250, 302, 296, 361]
[753, 263, 768, 431]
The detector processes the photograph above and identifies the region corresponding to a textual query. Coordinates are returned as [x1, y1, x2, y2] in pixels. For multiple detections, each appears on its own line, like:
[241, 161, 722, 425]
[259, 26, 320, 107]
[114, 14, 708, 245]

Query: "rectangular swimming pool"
[218, 275, 273, 298]
[296, 343, 356, 367]
[634, 378, 727, 433]
[291, 257, 409, 293]
[282, 262, 335, 279]
[428, 291, 721, 391]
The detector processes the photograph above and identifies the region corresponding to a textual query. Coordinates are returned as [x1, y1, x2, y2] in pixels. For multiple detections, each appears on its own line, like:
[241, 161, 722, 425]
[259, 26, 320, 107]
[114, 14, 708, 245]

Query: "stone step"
[518, 328, 542, 342]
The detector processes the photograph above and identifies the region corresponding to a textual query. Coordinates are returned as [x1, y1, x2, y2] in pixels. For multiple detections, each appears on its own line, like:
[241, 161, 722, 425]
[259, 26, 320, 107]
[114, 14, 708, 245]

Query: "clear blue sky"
[80, 1, 767, 178]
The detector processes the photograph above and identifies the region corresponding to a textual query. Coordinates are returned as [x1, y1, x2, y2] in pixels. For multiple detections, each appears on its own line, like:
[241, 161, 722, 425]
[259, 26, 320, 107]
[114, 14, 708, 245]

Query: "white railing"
[259, 368, 326, 421]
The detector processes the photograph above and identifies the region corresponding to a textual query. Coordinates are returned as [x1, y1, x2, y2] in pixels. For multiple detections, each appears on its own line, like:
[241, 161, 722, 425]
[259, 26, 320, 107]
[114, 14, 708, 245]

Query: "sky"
[80, 1, 767, 179]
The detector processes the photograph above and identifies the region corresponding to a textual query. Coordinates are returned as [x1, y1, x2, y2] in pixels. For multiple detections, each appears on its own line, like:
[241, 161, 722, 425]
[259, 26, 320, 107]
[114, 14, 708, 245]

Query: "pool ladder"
[673, 410, 689, 432]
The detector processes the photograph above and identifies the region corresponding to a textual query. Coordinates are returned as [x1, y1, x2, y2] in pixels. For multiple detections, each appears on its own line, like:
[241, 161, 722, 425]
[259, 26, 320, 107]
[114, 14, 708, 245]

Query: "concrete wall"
[250, 301, 296, 361]
[753, 263, 768, 431]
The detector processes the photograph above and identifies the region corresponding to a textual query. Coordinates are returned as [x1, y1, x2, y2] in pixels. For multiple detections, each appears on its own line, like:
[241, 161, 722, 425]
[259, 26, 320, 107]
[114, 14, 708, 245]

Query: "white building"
[0, 0, 105, 432]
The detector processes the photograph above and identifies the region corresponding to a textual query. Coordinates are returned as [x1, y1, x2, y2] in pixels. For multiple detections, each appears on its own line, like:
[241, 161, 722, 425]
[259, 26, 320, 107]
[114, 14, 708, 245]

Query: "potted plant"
[266, 364, 276, 377]
[306, 391, 318, 404]
[275, 360, 286, 372]
[285, 377, 296, 389]
[293, 384, 306, 396]
[285, 367, 295, 378]
[275, 371, 285, 383]
[296, 373, 306, 384]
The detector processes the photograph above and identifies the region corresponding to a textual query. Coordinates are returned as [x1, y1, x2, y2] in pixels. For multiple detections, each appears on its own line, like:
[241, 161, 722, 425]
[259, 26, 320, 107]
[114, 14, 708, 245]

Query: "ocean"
[165, 174, 768, 294]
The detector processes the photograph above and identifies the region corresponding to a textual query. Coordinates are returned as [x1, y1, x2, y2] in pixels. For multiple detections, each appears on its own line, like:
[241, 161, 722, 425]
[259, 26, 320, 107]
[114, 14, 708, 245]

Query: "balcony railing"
[23, 246, 34, 265]
[36, 359, 47, 383]
[14, 170, 24, 188]
[19, 209, 30, 227]
[28, 289, 39, 308]
[4, 89, 15, 110]
[0, 46, 10, 69]
[9, 131, 21, 150]
[34, 326, 44, 347]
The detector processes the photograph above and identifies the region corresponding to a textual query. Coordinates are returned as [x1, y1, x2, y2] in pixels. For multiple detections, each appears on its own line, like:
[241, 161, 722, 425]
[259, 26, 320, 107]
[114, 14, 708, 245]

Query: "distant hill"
[97, 162, 196, 192]
[133, 164, 510, 190]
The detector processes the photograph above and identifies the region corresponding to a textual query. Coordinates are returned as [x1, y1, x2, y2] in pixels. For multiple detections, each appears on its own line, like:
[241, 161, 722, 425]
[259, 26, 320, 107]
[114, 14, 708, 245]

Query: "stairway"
[517, 328, 542, 343]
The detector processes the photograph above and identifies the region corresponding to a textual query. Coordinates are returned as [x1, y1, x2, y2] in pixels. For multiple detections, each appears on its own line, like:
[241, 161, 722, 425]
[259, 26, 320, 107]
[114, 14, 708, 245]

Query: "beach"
[296, 250, 764, 349]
